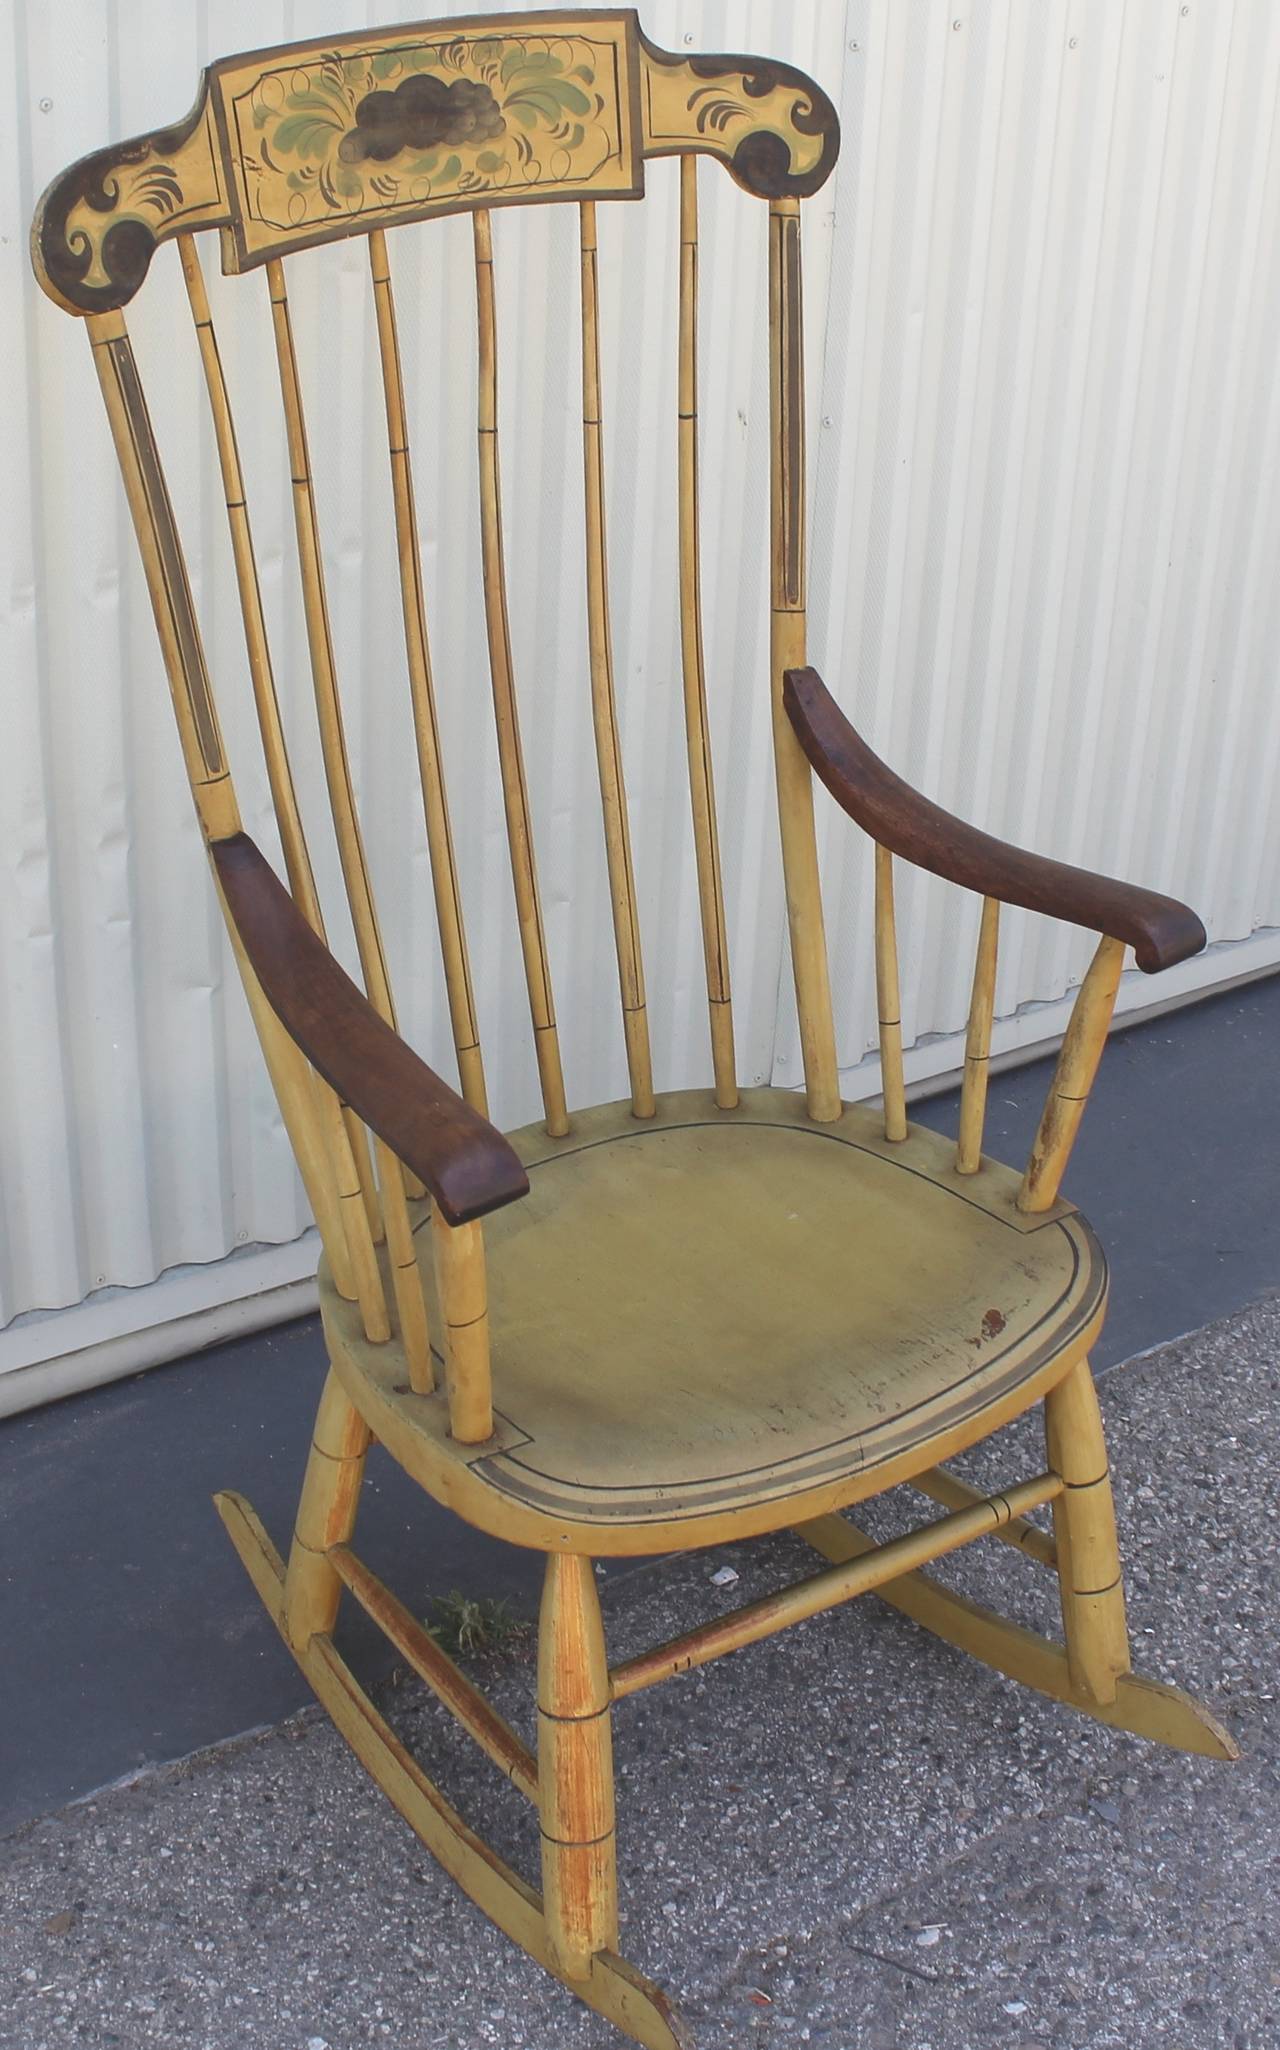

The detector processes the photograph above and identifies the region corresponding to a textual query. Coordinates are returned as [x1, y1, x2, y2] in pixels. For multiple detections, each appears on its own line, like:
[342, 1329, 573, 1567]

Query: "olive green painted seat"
[32, 11, 1235, 2046]
[330, 1091, 1107, 1554]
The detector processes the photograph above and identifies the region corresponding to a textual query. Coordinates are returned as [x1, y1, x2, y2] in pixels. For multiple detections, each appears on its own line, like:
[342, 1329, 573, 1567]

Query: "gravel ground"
[1, 1295, 1276, 2050]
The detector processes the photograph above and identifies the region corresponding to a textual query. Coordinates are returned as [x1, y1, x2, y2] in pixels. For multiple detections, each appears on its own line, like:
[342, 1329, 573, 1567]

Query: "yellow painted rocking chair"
[33, 13, 1235, 2044]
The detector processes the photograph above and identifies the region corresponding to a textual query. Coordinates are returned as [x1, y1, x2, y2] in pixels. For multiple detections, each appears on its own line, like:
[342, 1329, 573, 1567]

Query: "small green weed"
[425, 1589, 530, 1660]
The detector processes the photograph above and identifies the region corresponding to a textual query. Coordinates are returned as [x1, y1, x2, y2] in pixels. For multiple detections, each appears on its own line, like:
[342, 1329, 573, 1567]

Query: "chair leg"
[1044, 1356, 1130, 1706]
[538, 1553, 619, 1980]
[283, 1367, 371, 1652]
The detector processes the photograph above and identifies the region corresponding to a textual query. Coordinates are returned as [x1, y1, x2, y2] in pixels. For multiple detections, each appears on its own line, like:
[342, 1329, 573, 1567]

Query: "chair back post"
[768, 197, 841, 1122]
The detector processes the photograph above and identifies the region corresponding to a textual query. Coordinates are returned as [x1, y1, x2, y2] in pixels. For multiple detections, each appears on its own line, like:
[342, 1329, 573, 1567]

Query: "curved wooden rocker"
[34, 12, 1235, 2044]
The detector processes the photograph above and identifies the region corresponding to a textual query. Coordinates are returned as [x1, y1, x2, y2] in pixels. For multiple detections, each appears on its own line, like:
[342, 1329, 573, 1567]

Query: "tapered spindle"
[874, 844, 907, 1141]
[86, 311, 237, 842]
[89, 304, 394, 1338]
[579, 201, 655, 1119]
[768, 198, 840, 1122]
[1045, 1358, 1130, 1703]
[368, 230, 488, 1117]
[431, 1212, 492, 1441]
[266, 257, 432, 1382]
[178, 235, 388, 1333]
[473, 208, 569, 1137]
[538, 1554, 618, 1978]
[956, 895, 1000, 1173]
[284, 1369, 372, 1649]
[1018, 934, 1126, 1212]
[678, 158, 738, 1109]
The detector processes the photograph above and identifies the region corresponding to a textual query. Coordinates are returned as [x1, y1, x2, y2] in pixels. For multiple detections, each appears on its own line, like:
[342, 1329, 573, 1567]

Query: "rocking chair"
[32, 13, 1235, 2045]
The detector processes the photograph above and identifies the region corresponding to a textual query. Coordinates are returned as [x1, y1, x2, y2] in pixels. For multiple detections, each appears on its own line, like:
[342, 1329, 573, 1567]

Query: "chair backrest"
[32, 10, 842, 1412]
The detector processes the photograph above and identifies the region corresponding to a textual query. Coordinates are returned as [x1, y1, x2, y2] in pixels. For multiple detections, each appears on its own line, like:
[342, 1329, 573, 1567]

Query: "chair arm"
[783, 666, 1205, 974]
[211, 833, 528, 1226]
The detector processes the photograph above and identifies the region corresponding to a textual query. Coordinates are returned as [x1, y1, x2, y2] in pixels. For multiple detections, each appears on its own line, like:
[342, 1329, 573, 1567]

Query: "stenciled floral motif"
[236, 34, 623, 232]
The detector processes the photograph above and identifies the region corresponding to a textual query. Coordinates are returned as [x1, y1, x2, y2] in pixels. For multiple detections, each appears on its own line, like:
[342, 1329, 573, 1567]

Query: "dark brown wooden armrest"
[211, 833, 528, 1225]
[783, 667, 1205, 974]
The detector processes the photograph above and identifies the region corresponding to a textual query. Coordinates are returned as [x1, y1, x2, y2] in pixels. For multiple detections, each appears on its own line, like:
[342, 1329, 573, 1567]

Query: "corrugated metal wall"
[4, 0, 1278, 1393]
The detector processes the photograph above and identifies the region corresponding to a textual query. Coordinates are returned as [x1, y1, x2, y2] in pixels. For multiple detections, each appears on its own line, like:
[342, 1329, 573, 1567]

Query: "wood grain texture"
[211, 832, 528, 1225]
[784, 666, 1206, 973]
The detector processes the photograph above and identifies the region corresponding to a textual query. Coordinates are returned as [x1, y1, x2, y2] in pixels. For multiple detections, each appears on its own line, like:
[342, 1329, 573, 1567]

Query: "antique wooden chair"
[33, 12, 1236, 2044]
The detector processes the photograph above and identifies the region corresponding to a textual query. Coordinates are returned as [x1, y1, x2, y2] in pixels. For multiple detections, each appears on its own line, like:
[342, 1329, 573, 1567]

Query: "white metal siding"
[4, 0, 1278, 1391]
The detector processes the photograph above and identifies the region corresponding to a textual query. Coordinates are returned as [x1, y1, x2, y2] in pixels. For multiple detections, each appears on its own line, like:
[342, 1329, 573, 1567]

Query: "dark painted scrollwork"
[31, 16, 842, 315]
[32, 92, 226, 315]
[639, 36, 839, 199]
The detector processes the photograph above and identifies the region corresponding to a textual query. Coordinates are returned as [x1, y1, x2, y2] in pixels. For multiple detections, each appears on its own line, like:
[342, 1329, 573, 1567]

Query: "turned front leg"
[1045, 1358, 1130, 1704]
[538, 1553, 618, 1978]
[283, 1367, 371, 1651]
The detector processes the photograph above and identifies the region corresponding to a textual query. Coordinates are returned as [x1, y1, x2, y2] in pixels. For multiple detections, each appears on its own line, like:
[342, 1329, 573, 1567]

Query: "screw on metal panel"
[1069, 37, 1079, 49]
[684, 32, 694, 44]
[39, 96, 53, 111]
[822, 415, 834, 427]
[849, 41, 860, 52]
[953, 18, 962, 28]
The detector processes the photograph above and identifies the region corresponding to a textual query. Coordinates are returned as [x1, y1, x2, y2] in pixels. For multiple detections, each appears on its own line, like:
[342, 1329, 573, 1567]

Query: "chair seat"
[325, 1090, 1107, 1554]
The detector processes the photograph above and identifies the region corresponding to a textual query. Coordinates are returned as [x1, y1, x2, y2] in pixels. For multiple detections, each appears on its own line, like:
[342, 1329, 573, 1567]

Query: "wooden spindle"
[538, 1553, 618, 1979]
[88, 304, 397, 1342]
[473, 208, 569, 1137]
[873, 843, 907, 1141]
[579, 201, 655, 1119]
[1018, 933, 1126, 1212]
[1045, 1358, 1130, 1703]
[222, 899, 390, 1337]
[610, 1471, 1063, 1699]
[284, 1368, 372, 1649]
[956, 895, 1000, 1173]
[265, 258, 395, 1022]
[368, 230, 488, 1117]
[768, 199, 840, 1122]
[678, 157, 738, 1109]
[177, 235, 388, 1332]
[86, 310, 237, 844]
[266, 257, 432, 1381]
[178, 237, 320, 916]
[431, 1211, 492, 1442]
